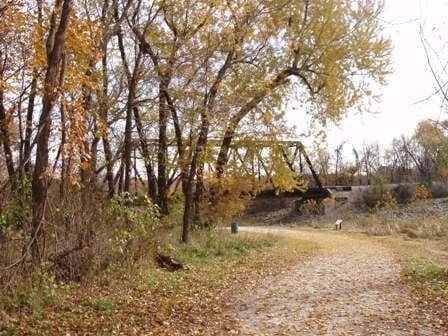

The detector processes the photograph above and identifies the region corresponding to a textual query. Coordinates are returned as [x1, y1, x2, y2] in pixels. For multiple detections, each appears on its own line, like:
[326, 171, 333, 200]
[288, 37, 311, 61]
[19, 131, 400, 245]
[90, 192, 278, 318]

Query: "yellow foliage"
[375, 192, 398, 210]
[413, 120, 448, 179]
[411, 185, 432, 203]
[270, 147, 307, 193]
[200, 174, 259, 225]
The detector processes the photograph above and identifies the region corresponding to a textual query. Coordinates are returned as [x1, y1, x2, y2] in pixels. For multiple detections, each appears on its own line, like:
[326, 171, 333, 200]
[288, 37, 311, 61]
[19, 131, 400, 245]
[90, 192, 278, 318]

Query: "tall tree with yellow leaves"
[130, 0, 391, 242]
[31, 0, 73, 262]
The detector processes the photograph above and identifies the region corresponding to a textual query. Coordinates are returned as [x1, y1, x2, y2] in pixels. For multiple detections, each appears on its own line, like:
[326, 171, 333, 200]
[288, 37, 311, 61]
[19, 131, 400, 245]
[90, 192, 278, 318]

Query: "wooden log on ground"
[155, 253, 184, 272]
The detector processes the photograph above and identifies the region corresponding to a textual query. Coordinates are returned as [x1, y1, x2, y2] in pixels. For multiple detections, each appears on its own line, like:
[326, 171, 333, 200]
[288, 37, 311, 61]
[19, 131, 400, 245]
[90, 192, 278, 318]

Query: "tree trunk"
[158, 84, 169, 214]
[22, 0, 42, 176]
[100, 52, 115, 197]
[31, 0, 72, 264]
[79, 63, 95, 187]
[89, 121, 100, 185]
[123, 86, 134, 192]
[193, 161, 205, 220]
[103, 135, 115, 197]
[182, 171, 195, 243]
[60, 100, 66, 197]
[182, 114, 209, 243]
[23, 75, 37, 175]
[0, 84, 15, 186]
[133, 106, 158, 202]
[117, 160, 124, 193]
[59, 54, 67, 197]
[216, 124, 239, 179]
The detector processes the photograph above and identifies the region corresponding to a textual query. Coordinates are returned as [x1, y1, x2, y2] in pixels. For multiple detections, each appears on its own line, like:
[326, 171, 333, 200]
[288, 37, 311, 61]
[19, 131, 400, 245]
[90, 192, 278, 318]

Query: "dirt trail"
[226, 227, 446, 336]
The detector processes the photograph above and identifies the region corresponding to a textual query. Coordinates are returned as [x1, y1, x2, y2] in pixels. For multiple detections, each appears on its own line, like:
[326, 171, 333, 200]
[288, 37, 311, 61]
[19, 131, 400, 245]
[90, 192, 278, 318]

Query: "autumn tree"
[215, 0, 391, 179]
[128, 0, 391, 242]
[334, 142, 346, 184]
[312, 143, 331, 185]
[402, 119, 448, 183]
[30, 0, 73, 262]
[0, 0, 392, 249]
[360, 142, 381, 185]
[0, 1, 37, 186]
[0, 0, 100, 263]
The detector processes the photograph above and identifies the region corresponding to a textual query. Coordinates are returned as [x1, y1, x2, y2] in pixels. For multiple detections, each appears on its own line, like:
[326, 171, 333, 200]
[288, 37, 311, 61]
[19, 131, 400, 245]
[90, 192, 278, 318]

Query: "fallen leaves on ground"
[1, 232, 316, 335]
[226, 227, 448, 335]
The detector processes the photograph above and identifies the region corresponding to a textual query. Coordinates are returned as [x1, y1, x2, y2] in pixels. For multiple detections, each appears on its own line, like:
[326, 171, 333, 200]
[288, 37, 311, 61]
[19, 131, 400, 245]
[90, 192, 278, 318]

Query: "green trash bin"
[231, 222, 239, 234]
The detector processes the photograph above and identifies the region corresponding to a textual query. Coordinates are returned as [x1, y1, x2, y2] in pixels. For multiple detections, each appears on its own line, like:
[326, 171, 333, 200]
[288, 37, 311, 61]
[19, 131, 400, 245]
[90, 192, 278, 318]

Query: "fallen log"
[155, 253, 184, 272]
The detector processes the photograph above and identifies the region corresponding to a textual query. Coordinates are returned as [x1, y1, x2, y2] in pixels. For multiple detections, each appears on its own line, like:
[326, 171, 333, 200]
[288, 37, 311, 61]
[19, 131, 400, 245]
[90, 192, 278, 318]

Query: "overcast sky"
[286, 0, 448, 153]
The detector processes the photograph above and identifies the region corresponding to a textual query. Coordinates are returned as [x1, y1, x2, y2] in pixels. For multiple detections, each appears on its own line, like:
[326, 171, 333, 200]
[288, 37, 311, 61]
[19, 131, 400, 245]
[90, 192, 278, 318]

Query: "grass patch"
[376, 233, 448, 313]
[87, 298, 120, 313]
[138, 231, 310, 314]
[404, 256, 448, 295]
[1, 274, 71, 318]
[175, 231, 278, 264]
[398, 251, 448, 325]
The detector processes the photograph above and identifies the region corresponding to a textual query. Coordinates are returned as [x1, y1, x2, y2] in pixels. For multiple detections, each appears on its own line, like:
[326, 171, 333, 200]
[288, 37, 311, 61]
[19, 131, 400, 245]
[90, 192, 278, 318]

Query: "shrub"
[411, 185, 432, 203]
[0, 177, 32, 235]
[0, 186, 164, 290]
[430, 183, 448, 199]
[299, 199, 325, 215]
[162, 192, 185, 228]
[0, 177, 32, 277]
[392, 184, 416, 204]
[360, 178, 398, 210]
[108, 193, 160, 261]
[2, 271, 62, 315]
[172, 231, 278, 265]
[361, 179, 385, 209]
[199, 175, 259, 226]
[88, 298, 120, 313]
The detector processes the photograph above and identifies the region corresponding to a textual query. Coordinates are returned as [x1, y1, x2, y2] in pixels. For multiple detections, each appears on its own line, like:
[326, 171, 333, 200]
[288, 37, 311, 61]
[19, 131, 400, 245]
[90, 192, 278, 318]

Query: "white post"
[335, 219, 343, 230]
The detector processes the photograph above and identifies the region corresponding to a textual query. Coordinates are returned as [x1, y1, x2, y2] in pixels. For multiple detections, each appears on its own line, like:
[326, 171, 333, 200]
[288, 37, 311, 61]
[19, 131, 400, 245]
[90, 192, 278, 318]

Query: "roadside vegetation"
[1, 229, 317, 335]
[384, 236, 448, 320]
[404, 257, 448, 296]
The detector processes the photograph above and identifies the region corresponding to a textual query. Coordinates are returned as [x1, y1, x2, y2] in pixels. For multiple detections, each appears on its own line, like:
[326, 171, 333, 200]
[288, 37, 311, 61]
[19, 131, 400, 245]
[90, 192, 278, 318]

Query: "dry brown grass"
[348, 215, 448, 239]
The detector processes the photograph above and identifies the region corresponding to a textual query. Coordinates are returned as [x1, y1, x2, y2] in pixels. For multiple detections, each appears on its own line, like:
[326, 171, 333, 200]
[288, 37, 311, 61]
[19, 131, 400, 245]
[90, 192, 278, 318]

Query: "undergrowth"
[348, 215, 448, 239]
[1, 230, 316, 335]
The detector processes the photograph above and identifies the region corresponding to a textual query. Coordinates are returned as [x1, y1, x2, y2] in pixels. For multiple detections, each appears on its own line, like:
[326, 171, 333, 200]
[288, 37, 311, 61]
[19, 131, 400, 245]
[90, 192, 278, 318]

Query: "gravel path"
[226, 227, 447, 336]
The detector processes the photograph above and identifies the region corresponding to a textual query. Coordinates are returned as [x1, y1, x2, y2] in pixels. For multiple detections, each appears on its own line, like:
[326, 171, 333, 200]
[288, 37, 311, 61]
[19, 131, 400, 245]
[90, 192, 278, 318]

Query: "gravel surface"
[226, 227, 447, 336]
